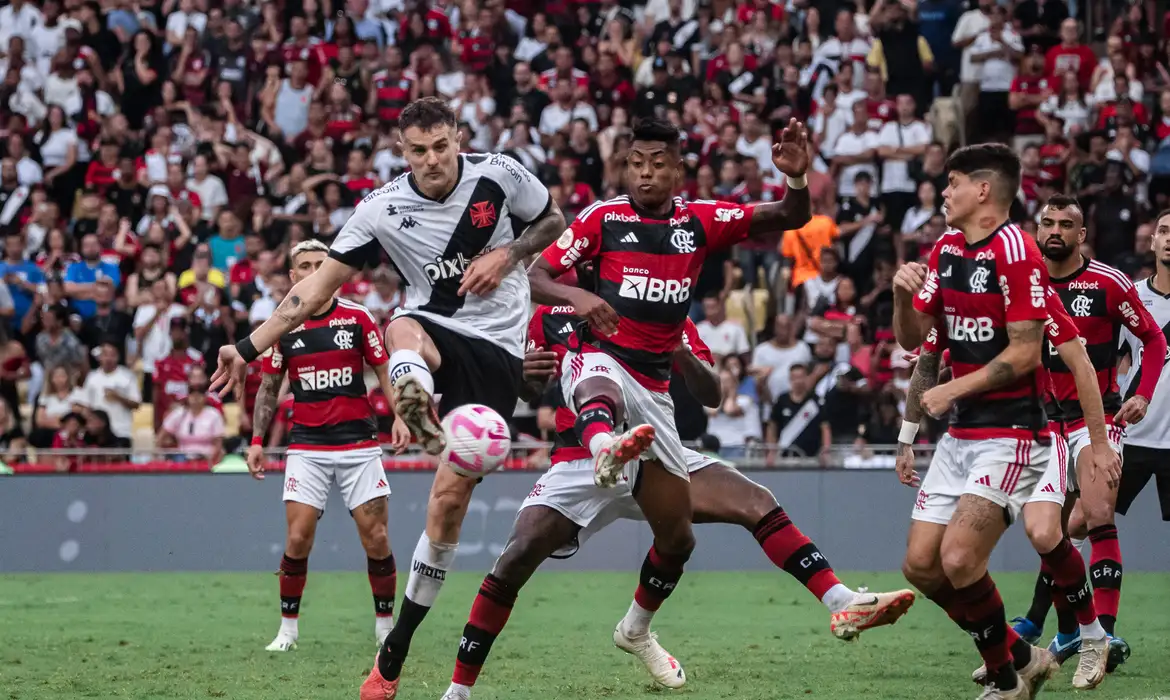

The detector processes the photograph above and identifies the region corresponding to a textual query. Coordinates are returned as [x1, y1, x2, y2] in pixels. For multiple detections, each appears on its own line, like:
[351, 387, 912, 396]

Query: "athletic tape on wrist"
[786, 174, 808, 190]
[898, 420, 919, 445]
[236, 336, 260, 364]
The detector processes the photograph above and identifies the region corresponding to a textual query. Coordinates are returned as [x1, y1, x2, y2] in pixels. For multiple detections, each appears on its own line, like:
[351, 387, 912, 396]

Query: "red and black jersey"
[261, 298, 388, 450]
[343, 172, 378, 201]
[153, 348, 205, 425]
[372, 70, 412, 125]
[1046, 257, 1166, 430]
[324, 105, 362, 141]
[589, 75, 636, 110]
[914, 224, 1052, 440]
[457, 28, 494, 73]
[541, 197, 753, 391]
[1010, 75, 1051, 135]
[538, 67, 590, 93]
[527, 304, 713, 464]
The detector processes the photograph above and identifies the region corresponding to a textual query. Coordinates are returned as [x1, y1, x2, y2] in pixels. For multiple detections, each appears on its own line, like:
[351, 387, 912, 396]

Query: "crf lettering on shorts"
[284, 476, 298, 493]
[619, 275, 692, 304]
[947, 315, 995, 343]
[298, 366, 355, 391]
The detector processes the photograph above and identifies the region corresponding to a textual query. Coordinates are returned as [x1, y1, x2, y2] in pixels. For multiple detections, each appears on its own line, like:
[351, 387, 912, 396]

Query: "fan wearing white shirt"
[80, 341, 141, 444]
[749, 315, 813, 406]
[810, 84, 852, 167]
[831, 100, 879, 198]
[970, 6, 1022, 143]
[951, 0, 993, 138]
[696, 293, 750, 364]
[875, 94, 932, 233]
[537, 79, 598, 137]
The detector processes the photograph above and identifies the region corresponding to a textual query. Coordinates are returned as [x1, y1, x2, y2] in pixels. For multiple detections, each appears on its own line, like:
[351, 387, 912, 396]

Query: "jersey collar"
[407, 155, 465, 204]
[628, 196, 676, 222]
[1148, 276, 1170, 299]
[1048, 255, 1090, 284]
[309, 298, 339, 321]
[963, 219, 1012, 250]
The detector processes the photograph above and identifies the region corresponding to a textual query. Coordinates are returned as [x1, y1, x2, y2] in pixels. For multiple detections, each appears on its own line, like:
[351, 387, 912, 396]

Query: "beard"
[1042, 238, 1077, 262]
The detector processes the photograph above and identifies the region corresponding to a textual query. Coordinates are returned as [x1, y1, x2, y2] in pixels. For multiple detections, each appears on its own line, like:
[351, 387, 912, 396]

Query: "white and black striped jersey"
[1120, 276, 1170, 448]
[329, 153, 552, 359]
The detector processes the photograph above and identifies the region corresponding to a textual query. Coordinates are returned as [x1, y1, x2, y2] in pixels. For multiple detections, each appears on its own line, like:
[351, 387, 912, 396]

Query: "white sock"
[821, 583, 858, 614]
[375, 615, 394, 645]
[389, 350, 434, 395]
[1071, 537, 1088, 556]
[403, 533, 458, 607]
[619, 599, 655, 638]
[1080, 618, 1107, 640]
[587, 431, 615, 457]
[444, 683, 472, 699]
[279, 616, 298, 638]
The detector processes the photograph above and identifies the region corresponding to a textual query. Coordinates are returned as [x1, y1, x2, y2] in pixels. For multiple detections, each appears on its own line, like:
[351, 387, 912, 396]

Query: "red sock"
[452, 574, 518, 687]
[1040, 539, 1096, 626]
[923, 579, 968, 626]
[957, 574, 1017, 687]
[279, 554, 308, 618]
[367, 554, 397, 619]
[1088, 525, 1121, 635]
[753, 507, 841, 600]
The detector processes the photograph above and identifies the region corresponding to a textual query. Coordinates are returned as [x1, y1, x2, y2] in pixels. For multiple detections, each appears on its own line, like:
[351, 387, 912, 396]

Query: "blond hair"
[290, 239, 330, 264]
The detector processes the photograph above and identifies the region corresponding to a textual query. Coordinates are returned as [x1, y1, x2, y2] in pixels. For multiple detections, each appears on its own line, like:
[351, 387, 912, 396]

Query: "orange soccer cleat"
[830, 588, 917, 641]
[359, 653, 399, 700]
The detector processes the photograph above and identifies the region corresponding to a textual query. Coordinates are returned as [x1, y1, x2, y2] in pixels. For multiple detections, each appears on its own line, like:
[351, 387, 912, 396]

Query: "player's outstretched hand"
[771, 118, 809, 177]
[210, 344, 248, 398]
[572, 290, 619, 337]
[245, 444, 266, 481]
[920, 385, 954, 419]
[895, 443, 919, 488]
[390, 415, 411, 454]
[523, 347, 560, 381]
[893, 262, 928, 299]
[1115, 395, 1149, 425]
[458, 247, 511, 297]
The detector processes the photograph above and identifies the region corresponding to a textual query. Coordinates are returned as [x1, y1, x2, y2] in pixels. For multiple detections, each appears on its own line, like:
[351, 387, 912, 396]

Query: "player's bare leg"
[440, 506, 580, 700]
[385, 318, 445, 454]
[352, 496, 397, 646]
[690, 464, 914, 639]
[942, 495, 1058, 697]
[1076, 447, 1131, 671]
[268, 502, 318, 651]
[614, 459, 693, 689]
[1015, 498, 1079, 646]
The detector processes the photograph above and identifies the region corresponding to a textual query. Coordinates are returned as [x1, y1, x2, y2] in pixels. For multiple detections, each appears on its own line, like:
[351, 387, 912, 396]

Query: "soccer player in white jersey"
[1117, 210, 1170, 525]
[208, 98, 568, 700]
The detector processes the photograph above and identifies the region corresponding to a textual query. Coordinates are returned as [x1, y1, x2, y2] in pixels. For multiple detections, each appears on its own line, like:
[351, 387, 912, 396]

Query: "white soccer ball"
[440, 404, 512, 478]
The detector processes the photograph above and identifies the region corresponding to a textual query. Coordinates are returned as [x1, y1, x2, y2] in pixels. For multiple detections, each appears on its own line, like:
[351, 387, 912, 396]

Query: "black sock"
[1025, 570, 1053, 629]
[1010, 636, 1033, 671]
[377, 597, 431, 681]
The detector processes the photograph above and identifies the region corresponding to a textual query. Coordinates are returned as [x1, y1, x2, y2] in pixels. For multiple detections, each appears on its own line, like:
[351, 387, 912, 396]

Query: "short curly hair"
[398, 97, 457, 132]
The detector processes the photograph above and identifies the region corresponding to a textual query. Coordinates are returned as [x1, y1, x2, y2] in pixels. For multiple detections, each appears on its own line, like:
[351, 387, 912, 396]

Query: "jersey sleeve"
[1044, 287, 1080, 347]
[681, 317, 715, 366]
[1000, 233, 1050, 323]
[1115, 282, 1167, 402]
[526, 308, 548, 352]
[540, 207, 604, 276]
[358, 307, 388, 367]
[921, 321, 946, 354]
[688, 200, 754, 251]
[329, 194, 385, 269]
[260, 343, 285, 375]
[488, 153, 553, 226]
[912, 238, 945, 318]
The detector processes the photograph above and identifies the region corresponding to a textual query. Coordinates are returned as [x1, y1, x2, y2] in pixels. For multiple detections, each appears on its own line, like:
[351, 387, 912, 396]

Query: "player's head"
[1037, 194, 1086, 262]
[942, 143, 1021, 230]
[289, 239, 329, 284]
[627, 118, 683, 211]
[1154, 209, 1170, 268]
[398, 97, 460, 197]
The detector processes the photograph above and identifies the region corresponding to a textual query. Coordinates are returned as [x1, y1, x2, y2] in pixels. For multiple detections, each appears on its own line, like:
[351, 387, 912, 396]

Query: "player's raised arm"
[744, 119, 813, 238]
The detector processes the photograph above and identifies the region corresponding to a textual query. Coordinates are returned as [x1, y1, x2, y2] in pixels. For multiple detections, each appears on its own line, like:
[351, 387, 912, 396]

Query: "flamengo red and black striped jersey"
[914, 224, 1052, 440]
[261, 298, 387, 450]
[1046, 257, 1165, 430]
[526, 304, 713, 464]
[539, 196, 753, 392]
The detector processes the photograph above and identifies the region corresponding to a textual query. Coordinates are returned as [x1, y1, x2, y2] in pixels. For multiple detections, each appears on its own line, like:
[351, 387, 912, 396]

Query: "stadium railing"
[0, 442, 939, 473]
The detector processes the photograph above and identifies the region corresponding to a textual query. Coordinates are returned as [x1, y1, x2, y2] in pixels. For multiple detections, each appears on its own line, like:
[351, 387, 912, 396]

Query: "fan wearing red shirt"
[324, 84, 362, 141]
[456, 9, 495, 73]
[281, 16, 327, 86]
[589, 52, 636, 114]
[1009, 52, 1053, 147]
[151, 318, 205, 431]
[555, 159, 596, 219]
[737, 0, 784, 24]
[863, 70, 896, 131]
[342, 150, 379, 200]
[1045, 18, 1097, 89]
[539, 46, 591, 96]
[369, 46, 415, 126]
[84, 141, 120, 195]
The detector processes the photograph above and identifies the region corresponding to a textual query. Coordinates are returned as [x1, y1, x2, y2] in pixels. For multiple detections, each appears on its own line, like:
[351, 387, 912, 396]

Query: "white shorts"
[1065, 423, 1125, 491]
[561, 350, 688, 481]
[520, 448, 722, 558]
[283, 446, 390, 513]
[912, 434, 1050, 525]
[1029, 432, 1069, 506]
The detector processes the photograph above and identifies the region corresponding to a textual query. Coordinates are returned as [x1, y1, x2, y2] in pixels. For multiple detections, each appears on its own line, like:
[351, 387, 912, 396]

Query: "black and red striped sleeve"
[260, 343, 285, 375]
[527, 307, 548, 351]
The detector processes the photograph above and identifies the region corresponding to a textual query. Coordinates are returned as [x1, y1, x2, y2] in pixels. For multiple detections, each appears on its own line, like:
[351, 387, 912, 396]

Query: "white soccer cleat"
[593, 424, 655, 488]
[439, 685, 471, 700]
[613, 624, 686, 689]
[1073, 635, 1109, 690]
[265, 630, 298, 652]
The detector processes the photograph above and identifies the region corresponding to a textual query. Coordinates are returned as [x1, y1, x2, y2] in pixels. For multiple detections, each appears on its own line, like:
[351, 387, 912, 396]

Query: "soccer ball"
[440, 404, 512, 478]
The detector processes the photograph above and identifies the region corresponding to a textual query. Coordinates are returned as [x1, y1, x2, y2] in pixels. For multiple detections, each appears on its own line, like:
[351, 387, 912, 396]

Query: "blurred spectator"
[1089, 163, 1138, 266]
[51, 411, 85, 472]
[766, 363, 829, 461]
[158, 379, 224, 462]
[781, 202, 840, 291]
[30, 364, 83, 447]
[696, 293, 750, 365]
[80, 278, 132, 363]
[971, 4, 1022, 144]
[750, 314, 812, 407]
[34, 305, 86, 379]
[876, 94, 932, 235]
[706, 366, 762, 458]
[832, 100, 879, 199]
[63, 233, 121, 320]
[78, 340, 139, 447]
[1047, 17, 1096, 90]
[0, 396, 26, 461]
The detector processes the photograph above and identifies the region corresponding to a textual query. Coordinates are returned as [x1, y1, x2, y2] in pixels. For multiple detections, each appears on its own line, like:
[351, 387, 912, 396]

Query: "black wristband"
[236, 336, 260, 363]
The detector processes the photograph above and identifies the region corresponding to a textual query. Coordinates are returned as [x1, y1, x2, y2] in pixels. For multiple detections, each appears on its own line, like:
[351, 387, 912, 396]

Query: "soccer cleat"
[359, 652, 399, 700]
[972, 645, 1058, 692]
[1046, 630, 1081, 665]
[1105, 635, 1131, 672]
[1072, 635, 1109, 689]
[394, 375, 445, 455]
[439, 685, 470, 700]
[1010, 617, 1043, 645]
[830, 588, 916, 641]
[593, 424, 655, 488]
[976, 683, 1031, 700]
[265, 631, 297, 652]
[613, 625, 685, 689]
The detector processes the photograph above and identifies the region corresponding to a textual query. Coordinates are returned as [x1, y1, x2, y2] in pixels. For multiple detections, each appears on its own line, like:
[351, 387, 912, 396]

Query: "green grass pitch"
[2, 572, 1168, 699]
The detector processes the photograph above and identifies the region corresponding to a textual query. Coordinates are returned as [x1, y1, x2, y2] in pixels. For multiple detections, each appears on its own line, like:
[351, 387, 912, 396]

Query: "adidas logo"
[376, 479, 387, 489]
[975, 475, 991, 487]
[291, 338, 306, 350]
[559, 322, 574, 335]
[1041, 484, 1056, 493]
[621, 232, 639, 243]
[942, 265, 952, 278]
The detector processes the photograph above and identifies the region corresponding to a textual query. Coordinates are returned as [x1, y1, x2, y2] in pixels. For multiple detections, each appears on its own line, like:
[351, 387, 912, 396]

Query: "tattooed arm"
[506, 199, 567, 267]
[895, 350, 941, 487]
[251, 372, 283, 448]
[920, 320, 1045, 417]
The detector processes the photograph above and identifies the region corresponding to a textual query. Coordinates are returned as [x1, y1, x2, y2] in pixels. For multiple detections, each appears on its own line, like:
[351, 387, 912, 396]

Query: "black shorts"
[407, 315, 524, 421]
[1115, 445, 1170, 521]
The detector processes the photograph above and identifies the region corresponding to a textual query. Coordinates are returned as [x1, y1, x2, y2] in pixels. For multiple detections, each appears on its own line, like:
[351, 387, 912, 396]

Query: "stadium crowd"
[0, 0, 1161, 465]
